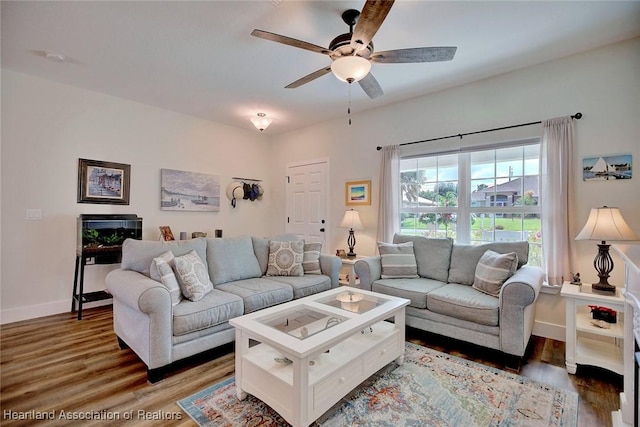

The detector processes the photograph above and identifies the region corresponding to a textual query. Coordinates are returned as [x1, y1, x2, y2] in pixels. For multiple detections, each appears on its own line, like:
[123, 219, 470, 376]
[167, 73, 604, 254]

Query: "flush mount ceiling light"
[250, 113, 272, 132]
[330, 56, 371, 83]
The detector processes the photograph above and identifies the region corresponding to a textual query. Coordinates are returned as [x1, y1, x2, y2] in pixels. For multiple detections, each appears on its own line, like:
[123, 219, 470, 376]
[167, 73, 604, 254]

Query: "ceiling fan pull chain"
[348, 83, 352, 125]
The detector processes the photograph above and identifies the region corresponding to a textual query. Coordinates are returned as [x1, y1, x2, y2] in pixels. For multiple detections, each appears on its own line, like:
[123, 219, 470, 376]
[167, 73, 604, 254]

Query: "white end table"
[561, 281, 625, 375]
[339, 256, 363, 287]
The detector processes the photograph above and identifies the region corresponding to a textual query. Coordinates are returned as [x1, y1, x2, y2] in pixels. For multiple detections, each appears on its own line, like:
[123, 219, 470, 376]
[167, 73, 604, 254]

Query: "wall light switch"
[26, 209, 42, 221]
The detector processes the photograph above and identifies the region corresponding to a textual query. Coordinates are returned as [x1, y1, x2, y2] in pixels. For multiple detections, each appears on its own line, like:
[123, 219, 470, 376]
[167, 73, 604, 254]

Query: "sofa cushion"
[206, 236, 262, 285]
[393, 235, 453, 282]
[215, 278, 294, 313]
[378, 241, 419, 279]
[149, 251, 183, 306]
[267, 275, 332, 299]
[266, 240, 304, 277]
[173, 250, 214, 301]
[172, 289, 244, 336]
[472, 250, 518, 297]
[122, 238, 207, 276]
[372, 278, 447, 309]
[302, 242, 322, 274]
[427, 283, 500, 326]
[448, 241, 529, 285]
[251, 236, 271, 275]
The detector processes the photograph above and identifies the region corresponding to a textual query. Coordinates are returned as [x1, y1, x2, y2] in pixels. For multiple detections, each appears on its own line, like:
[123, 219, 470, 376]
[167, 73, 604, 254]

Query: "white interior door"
[286, 160, 328, 248]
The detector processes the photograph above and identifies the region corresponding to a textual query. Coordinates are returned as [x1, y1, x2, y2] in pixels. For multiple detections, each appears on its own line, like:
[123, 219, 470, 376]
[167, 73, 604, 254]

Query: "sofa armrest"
[498, 265, 544, 356]
[105, 269, 173, 369]
[106, 269, 171, 314]
[354, 256, 382, 291]
[319, 254, 341, 288]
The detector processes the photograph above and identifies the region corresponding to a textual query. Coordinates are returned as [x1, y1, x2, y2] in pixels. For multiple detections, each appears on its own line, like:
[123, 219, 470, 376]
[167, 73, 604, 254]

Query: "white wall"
[1, 71, 274, 323]
[2, 38, 639, 332]
[269, 37, 640, 338]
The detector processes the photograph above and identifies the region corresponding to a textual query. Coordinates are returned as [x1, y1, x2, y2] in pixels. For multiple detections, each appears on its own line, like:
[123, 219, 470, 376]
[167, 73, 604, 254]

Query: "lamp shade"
[330, 56, 371, 83]
[339, 209, 364, 230]
[575, 206, 638, 242]
[250, 113, 272, 132]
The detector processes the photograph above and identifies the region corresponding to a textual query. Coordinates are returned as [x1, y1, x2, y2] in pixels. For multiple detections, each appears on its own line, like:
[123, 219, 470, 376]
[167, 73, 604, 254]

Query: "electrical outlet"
[26, 209, 42, 221]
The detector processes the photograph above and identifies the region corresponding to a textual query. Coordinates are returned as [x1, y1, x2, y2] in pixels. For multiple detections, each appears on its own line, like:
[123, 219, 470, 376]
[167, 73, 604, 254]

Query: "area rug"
[177, 342, 578, 427]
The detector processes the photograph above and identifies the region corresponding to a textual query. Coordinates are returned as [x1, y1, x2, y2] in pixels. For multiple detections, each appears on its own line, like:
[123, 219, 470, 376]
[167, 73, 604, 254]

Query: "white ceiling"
[2, 1, 639, 135]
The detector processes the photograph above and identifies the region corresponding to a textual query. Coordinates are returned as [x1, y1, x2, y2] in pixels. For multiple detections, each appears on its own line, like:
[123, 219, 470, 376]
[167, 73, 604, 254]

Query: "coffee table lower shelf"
[239, 320, 401, 426]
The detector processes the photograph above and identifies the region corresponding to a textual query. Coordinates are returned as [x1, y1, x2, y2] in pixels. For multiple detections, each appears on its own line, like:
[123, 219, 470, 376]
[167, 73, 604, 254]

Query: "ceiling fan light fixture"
[250, 113, 272, 132]
[330, 56, 371, 83]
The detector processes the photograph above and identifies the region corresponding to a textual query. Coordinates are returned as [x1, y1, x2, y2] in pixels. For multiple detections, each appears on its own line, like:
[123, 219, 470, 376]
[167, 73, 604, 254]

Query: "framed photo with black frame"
[77, 158, 130, 205]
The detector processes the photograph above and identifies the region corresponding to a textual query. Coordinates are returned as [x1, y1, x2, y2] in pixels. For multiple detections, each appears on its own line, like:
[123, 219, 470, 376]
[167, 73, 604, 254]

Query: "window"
[400, 141, 542, 266]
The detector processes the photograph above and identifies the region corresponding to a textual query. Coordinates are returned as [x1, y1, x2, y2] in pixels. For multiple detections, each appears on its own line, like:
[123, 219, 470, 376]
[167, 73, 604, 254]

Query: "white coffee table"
[229, 287, 409, 427]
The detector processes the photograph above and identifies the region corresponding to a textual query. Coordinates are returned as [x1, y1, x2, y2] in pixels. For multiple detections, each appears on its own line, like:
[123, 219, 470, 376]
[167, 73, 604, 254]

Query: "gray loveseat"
[105, 235, 341, 382]
[354, 234, 543, 363]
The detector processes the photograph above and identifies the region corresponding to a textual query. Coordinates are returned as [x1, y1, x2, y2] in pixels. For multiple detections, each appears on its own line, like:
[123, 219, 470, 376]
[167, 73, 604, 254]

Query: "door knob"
[320, 228, 325, 232]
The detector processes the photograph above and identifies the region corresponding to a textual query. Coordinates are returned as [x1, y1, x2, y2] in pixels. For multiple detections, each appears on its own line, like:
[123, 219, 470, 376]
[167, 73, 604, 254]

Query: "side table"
[71, 246, 120, 320]
[560, 281, 625, 375]
[339, 256, 363, 287]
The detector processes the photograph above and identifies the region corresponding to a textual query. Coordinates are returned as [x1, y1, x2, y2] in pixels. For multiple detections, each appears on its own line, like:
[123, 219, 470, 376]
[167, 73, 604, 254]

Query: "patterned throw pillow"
[303, 242, 322, 274]
[150, 251, 183, 306]
[472, 250, 519, 297]
[266, 240, 304, 277]
[378, 241, 419, 279]
[172, 250, 214, 301]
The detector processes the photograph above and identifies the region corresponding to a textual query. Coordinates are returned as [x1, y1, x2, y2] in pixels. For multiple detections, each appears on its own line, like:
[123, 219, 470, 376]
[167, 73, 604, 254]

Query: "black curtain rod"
[376, 112, 582, 151]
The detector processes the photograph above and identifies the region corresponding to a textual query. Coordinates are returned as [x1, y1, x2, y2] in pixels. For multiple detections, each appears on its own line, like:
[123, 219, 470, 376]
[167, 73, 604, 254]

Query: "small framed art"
[582, 154, 632, 181]
[77, 158, 130, 205]
[159, 226, 175, 241]
[345, 180, 371, 206]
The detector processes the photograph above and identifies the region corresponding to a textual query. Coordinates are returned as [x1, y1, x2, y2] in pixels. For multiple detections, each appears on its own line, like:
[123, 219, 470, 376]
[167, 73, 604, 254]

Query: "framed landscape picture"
[582, 154, 632, 181]
[161, 169, 220, 211]
[345, 180, 371, 206]
[77, 158, 130, 205]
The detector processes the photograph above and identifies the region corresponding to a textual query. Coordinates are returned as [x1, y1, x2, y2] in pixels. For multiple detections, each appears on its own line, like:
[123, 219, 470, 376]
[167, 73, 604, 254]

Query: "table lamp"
[575, 206, 638, 293]
[339, 209, 364, 258]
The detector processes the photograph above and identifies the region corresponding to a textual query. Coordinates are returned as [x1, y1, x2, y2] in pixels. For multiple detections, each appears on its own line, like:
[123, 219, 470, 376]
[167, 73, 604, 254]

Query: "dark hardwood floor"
[1, 306, 622, 426]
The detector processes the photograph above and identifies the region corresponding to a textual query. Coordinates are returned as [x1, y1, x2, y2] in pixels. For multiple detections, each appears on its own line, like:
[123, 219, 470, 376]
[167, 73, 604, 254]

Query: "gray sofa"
[354, 234, 543, 363]
[105, 235, 341, 382]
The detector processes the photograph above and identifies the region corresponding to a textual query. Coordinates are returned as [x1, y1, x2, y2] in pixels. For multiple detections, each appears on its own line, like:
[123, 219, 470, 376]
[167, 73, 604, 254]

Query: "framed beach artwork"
[77, 158, 130, 205]
[161, 169, 221, 211]
[345, 180, 371, 206]
[582, 154, 632, 181]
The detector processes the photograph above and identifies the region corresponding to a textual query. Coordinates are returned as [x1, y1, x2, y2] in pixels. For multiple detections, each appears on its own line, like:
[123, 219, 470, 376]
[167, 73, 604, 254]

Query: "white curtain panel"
[540, 116, 577, 286]
[377, 145, 400, 245]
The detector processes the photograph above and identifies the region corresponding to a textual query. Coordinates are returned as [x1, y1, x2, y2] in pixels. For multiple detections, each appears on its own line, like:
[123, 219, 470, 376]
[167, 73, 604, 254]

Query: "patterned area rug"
[177, 342, 578, 427]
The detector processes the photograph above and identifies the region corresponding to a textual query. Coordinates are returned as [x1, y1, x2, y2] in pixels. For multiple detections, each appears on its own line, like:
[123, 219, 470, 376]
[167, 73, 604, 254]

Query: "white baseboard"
[0, 298, 111, 325]
[533, 320, 566, 342]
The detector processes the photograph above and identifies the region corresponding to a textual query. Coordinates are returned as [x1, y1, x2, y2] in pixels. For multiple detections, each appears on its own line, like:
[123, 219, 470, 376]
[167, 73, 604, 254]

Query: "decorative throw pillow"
[172, 250, 214, 301]
[378, 241, 419, 279]
[150, 251, 183, 306]
[266, 240, 304, 277]
[472, 250, 519, 297]
[303, 242, 322, 274]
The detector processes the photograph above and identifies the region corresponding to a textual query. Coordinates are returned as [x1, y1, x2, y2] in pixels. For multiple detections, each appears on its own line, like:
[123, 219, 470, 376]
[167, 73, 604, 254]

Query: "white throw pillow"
[266, 240, 304, 277]
[303, 242, 322, 275]
[378, 241, 419, 279]
[472, 250, 518, 297]
[150, 251, 183, 306]
[172, 250, 214, 301]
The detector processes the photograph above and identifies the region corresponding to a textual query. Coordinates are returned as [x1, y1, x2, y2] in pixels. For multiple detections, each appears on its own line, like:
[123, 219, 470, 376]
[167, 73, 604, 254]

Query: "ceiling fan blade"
[285, 66, 332, 89]
[251, 29, 332, 56]
[358, 72, 383, 99]
[351, 0, 395, 51]
[371, 47, 457, 63]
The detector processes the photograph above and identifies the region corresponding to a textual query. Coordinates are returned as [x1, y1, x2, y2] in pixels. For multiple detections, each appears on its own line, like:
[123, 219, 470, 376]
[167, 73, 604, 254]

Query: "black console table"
[71, 246, 122, 320]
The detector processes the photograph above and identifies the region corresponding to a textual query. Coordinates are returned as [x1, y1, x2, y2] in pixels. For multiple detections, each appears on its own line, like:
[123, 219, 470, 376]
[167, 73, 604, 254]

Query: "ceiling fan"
[251, 0, 457, 99]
